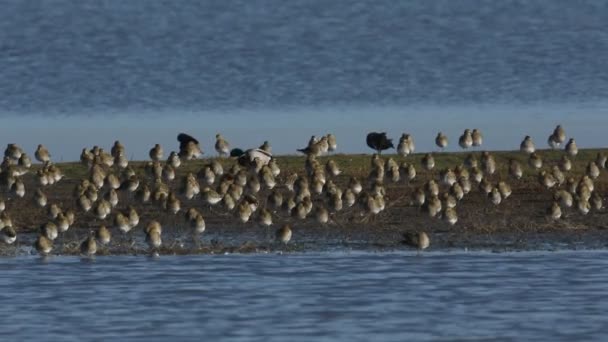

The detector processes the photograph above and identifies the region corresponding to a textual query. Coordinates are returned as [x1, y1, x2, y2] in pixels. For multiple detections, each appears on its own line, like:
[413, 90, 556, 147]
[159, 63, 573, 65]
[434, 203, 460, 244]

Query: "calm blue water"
[1, 251, 607, 341]
[1, 1, 608, 158]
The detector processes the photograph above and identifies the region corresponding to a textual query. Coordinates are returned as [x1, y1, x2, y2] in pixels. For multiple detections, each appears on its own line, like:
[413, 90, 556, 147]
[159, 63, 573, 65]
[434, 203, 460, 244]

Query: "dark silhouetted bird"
[366, 132, 394, 154]
[177, 133, 199, 150]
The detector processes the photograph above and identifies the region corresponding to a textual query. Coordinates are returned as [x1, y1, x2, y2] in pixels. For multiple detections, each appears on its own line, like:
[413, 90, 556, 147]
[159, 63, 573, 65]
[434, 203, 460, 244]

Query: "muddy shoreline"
[1, 150, 608, 256]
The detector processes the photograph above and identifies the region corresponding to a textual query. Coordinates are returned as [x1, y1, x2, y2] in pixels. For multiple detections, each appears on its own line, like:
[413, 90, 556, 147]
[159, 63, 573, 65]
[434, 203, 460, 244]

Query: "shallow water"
[1, 250, 607, 341]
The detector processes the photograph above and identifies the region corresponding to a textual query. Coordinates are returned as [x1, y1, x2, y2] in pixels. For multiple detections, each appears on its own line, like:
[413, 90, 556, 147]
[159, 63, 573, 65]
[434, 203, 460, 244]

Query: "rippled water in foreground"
[1, 251, 607, 341]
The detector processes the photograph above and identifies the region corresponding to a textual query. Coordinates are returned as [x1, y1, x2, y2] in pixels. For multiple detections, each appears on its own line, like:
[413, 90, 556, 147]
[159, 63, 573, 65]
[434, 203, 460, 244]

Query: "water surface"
[1, 251, 607, 341]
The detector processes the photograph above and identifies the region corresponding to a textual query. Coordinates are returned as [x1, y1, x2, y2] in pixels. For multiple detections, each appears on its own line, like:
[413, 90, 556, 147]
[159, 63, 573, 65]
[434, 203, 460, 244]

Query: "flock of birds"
[0, 124, 605, 257]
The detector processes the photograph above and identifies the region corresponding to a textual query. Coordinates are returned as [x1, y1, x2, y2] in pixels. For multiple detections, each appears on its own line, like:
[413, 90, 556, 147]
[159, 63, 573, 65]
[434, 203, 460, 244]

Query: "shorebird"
[149, 144, 163, 161]
[458, 129, 473, 149]
[259, 141, 272, 153]
[4, 143, 24, 160]
[528, 153, 543, 170]
[596, 153, 607, 169]
[347, 177, 362, 195]
[145, 221, 162, 249]
[267, 190, 283, 211]
[261, 167, 276, 190]
[539, 171, 556, 189]
[576, 183, 592, 202]
[479, 178, 492, 194]
[566, 177, 577, 195]
[443, 207, 458, 225]
[237, 201, 253, 223]
[105, 185, 121, 206]
[581, 175, 595, 193]
[215, 134, 230, 157]
[552, 166, 565, 186]
[565, 138, 578, 156]
[47, 203, 62, 220]
[189, 211, 206, 234]
[114, 152, 128, 169]
[327, 134, 337, 152]
[94, 199, 112, 220]
[326, 160, 341, 177]
[366, 132, 394, 154]
[11, 178, 25, 198]
[179, 140, 204, 160]
[470, 166, 484, 184]
[435, 132, 448, 151]
[402, 231, 430, 250]
[80, 233, 97, 257]
[549, 125, 566, 148]
[120, 175, 140, 194]
[297, 143, 322, 157]
[576, 198, 591, 215]
[114, 212, 130, 233]
[34, 188, 47, 207]
[387, 164, 400, 183]
[184, 138, 205, 159]
[329, 191, 343, 212]
[498, 181, 512, 199]
[397, 134, 413, 156]
[167, 151, 181, 169]
[421, 153, 435, 171]
[268, 159, 280, 177]
[554, 190, 573, 208]
[18, 153, 32, 168]
[508, 159, 523, 180]
[111, 140, 125, 158]
[237, 148, 273, 167]
[441, 193, 457, 209]
[222, 193, 236, 211]
[440, 168, 457, 187]
[464, 154, 478, 169]
[425, 179, 439, 197]
[480, 152, 496, 175]
[520, 136, 535, 154]
[458, 176, 472, 194]
[425, 195, 442, 217]
[591, 192, 603, 211]
[342, 189, 356, 208]
[35, 234, 53, 255]
[135, 184, 151, 203]
[450, 182, 465, 201]
[41, 222, 58, 241]
[163, 164, 176, 182]
[96, 225, 111, 245]
[55, 213, 70, 232]
[282, 196, 296, 214]
[276, 224, 292, 244]
[547, 202, 562, 220]
[258, 208, 272, 227]
[127, 206, 139, 229]
[1, 226, 16, 244]
[586, 162, 600, 179]
[489, 188, 502, 205]
[559, 155, 572, 172]
[315, 205, 329, 224]
[472, 129, 483, 147]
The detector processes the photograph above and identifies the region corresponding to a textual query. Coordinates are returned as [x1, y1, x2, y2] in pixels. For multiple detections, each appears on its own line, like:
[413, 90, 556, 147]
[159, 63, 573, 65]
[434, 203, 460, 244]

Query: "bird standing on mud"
[215, 134, 230, 157]
[366, 132, 394, 154]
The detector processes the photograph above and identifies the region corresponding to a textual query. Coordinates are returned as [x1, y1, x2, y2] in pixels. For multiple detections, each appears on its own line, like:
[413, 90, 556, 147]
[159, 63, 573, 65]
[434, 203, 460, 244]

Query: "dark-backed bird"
[366, 132, 394, 154]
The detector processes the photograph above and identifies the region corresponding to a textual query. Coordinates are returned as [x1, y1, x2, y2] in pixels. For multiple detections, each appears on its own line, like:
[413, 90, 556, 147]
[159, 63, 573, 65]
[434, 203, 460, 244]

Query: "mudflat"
[1, 149, 608, 256]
